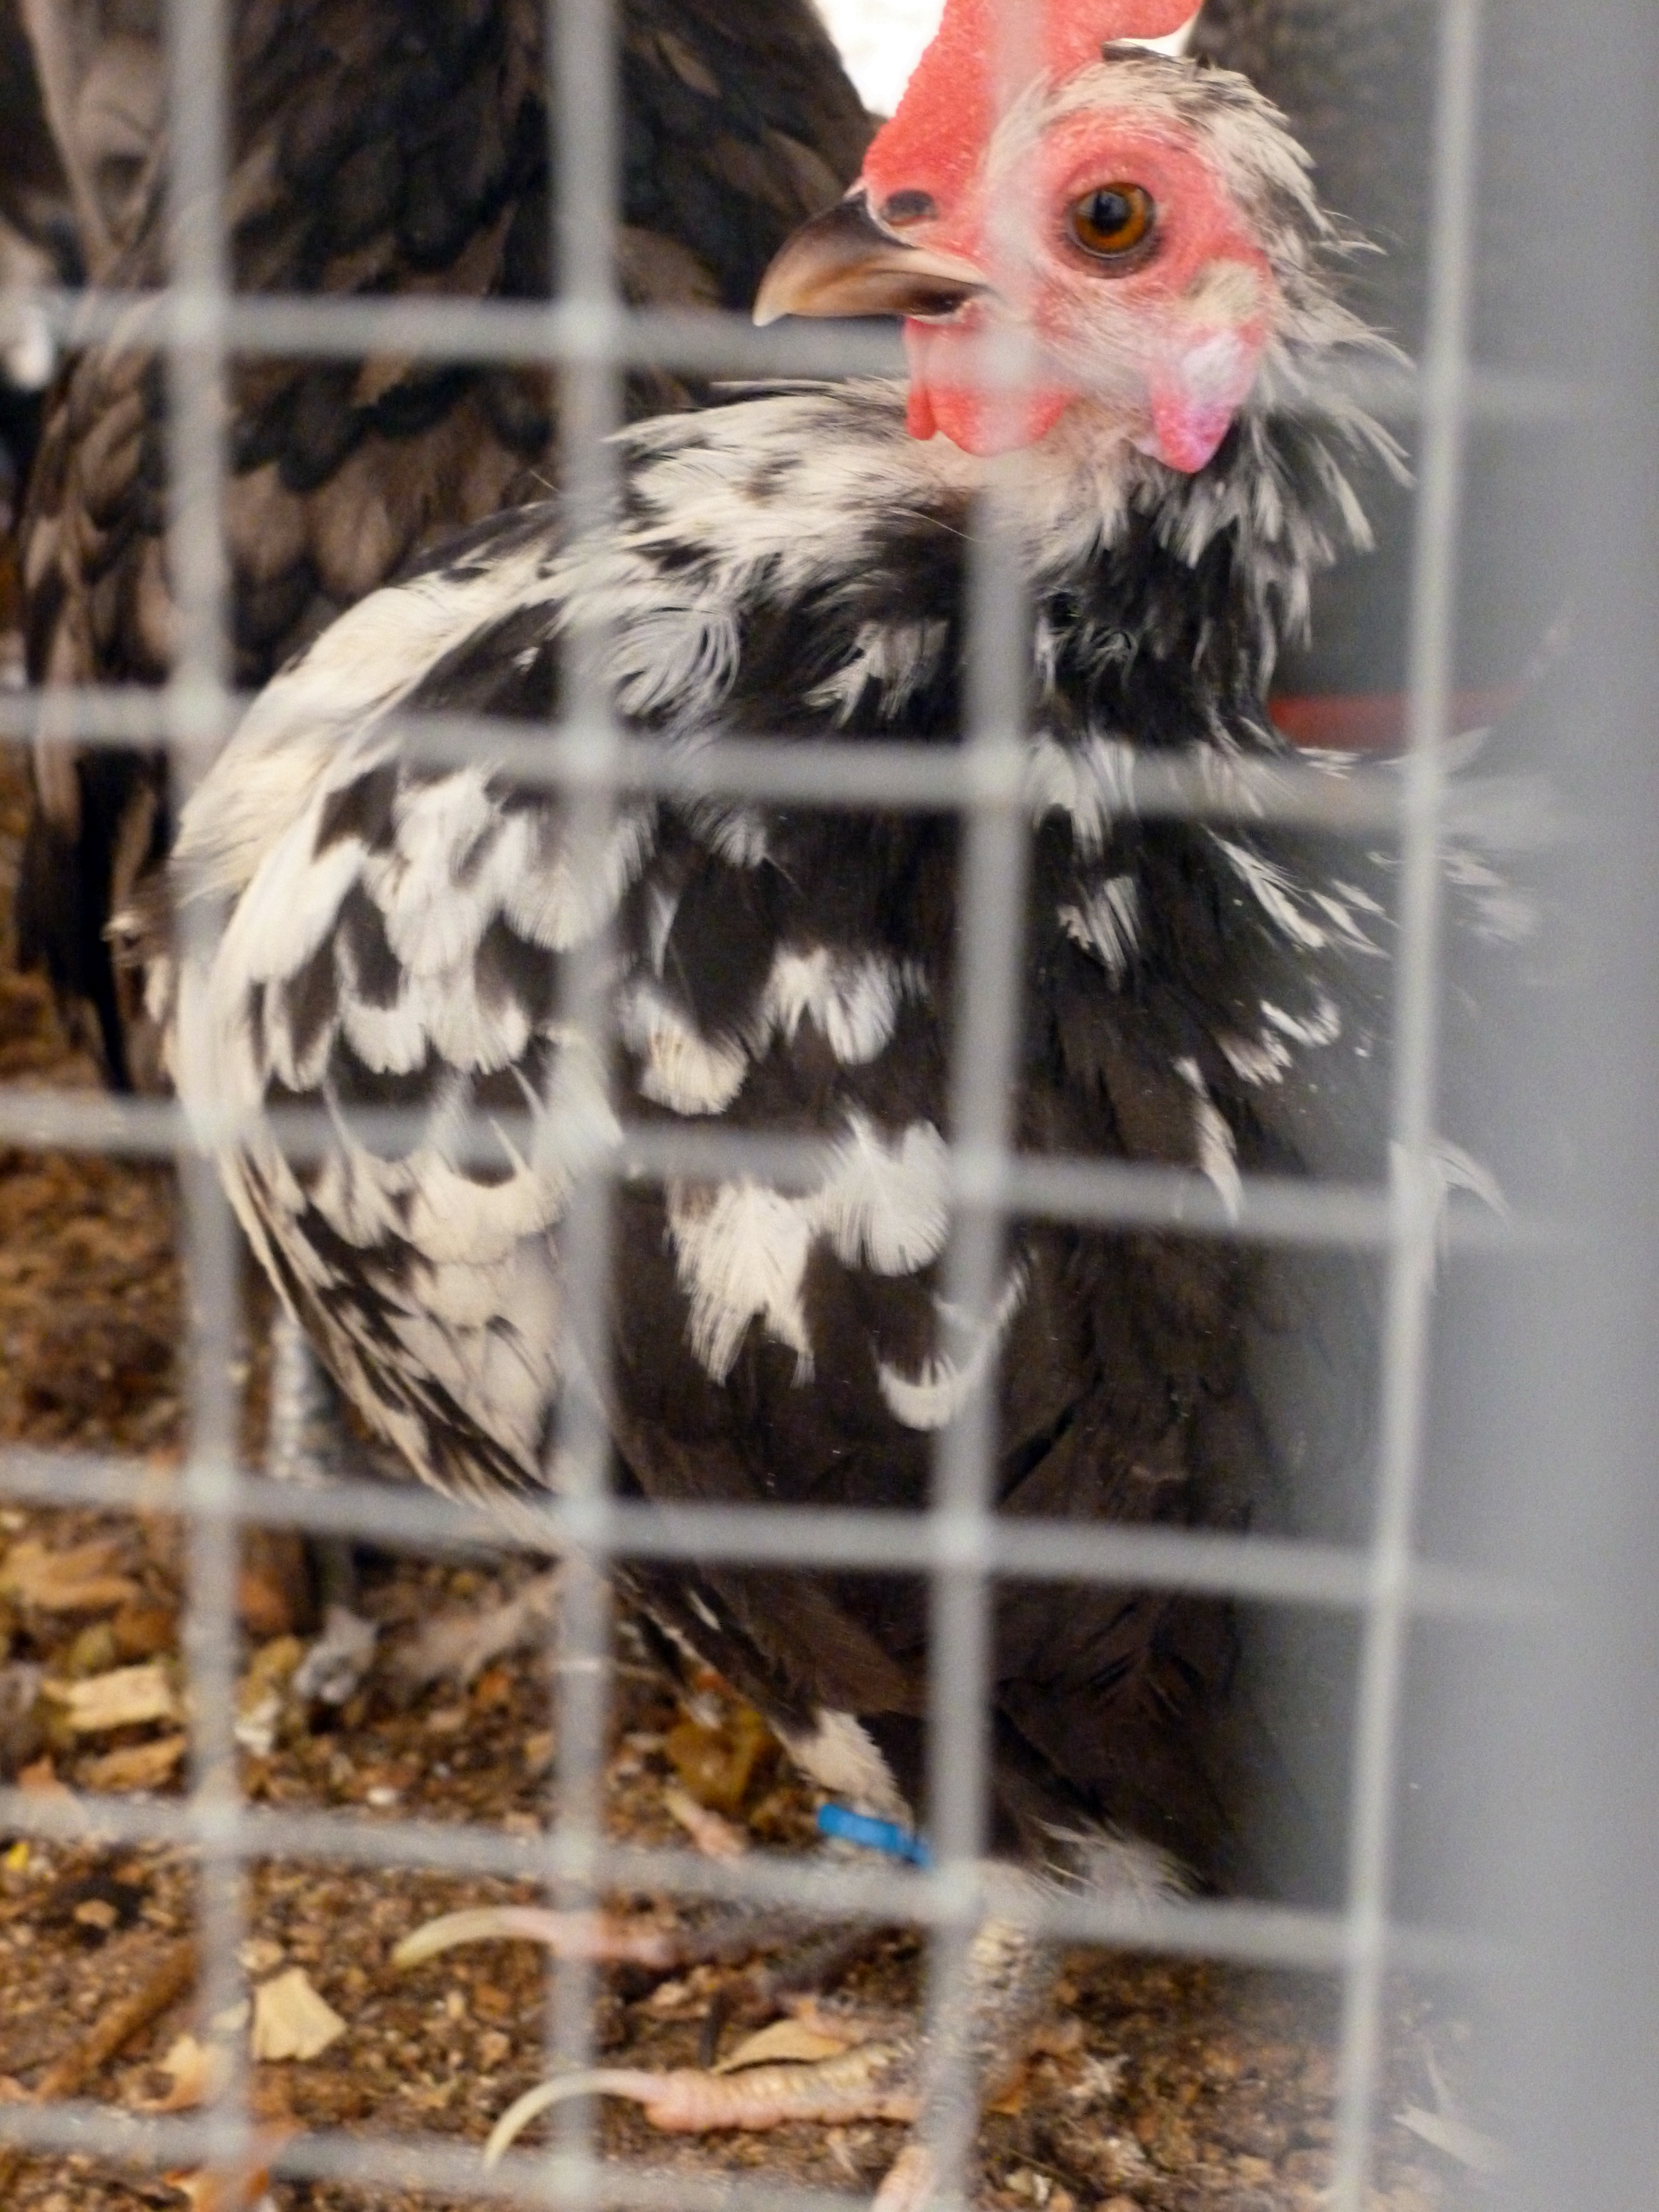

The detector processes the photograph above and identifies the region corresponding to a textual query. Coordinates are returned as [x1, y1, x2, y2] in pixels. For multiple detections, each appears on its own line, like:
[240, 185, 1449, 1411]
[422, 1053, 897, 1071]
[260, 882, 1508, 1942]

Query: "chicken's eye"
[1067, 183, 1155, 264]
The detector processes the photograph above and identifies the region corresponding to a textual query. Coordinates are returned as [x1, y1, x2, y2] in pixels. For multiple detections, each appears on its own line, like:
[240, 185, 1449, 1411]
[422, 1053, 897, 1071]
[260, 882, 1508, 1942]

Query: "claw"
[393, 1905, 682, 1972]
[870, 2141, 939, 2212]
[290, 1602, 378, 1706]
[388, 1568, 562, 1693]
[483, 2038, 921, 2165]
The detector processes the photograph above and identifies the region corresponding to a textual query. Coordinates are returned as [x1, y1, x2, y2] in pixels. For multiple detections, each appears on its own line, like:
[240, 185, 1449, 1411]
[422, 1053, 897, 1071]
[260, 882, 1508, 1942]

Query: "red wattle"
[1142, 319, 1267, 473]
[902, 322, 1076, 453]
[1148, 385, 1236, 472]
[926, 384, 1076, 455]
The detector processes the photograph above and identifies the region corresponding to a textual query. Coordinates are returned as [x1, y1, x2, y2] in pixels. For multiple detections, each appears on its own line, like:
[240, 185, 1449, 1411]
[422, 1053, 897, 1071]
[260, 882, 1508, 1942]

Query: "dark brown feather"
[13, 0, 871, 1087]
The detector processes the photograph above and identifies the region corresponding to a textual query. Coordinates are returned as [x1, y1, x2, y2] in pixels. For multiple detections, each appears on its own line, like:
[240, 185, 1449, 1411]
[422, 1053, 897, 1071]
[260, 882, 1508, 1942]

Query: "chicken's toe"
[483, 2033, 923, 2165]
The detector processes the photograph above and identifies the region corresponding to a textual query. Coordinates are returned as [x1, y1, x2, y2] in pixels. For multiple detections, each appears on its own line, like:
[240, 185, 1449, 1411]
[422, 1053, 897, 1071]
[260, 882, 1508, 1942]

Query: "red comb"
[865, 0, 1195, 206]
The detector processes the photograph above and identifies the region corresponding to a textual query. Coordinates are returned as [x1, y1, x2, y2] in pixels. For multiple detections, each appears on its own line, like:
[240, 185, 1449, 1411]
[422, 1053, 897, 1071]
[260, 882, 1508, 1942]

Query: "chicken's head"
[756, 0, 1317, 472]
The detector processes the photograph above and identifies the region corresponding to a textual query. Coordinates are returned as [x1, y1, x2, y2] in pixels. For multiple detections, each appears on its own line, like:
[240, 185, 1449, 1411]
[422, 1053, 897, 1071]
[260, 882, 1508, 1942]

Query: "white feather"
[1057, 873, 1140, 981]
[776, 1707, 909, 1825]
[1025, 733, 1138, 859]
[263, 972, 340, 1096]
[388, 1270, 561, 1470]
[668, 1180, 817, 1383]
[521, 1032, 621, 1194]
[619, 981, 750, 1115]
[761, 948, 918, 1067]
[1260, 990, 1342, 1047]
[1044, 1825, 1190, 1910]
[369, 769, 504, 976]
[305, 1133, 418, 1252]
[805, 617, 950, 724]
[877, 1269, 1028, 1432]
[230, 830, 363, 989]
[337, 978, 431, 1078]
[1175, 1058, 1242, 1219]
[608, 605, 742, 724]
[1214, 836, 1329, 950]
[171, 540, 559, 908]
[1217, 1030, 1292, 1087]
[498, 804, 657, 952]
[815, 1116, 951, 1274]
[666, 1116, 951, 1387]
[402, 1154, 568, 1270]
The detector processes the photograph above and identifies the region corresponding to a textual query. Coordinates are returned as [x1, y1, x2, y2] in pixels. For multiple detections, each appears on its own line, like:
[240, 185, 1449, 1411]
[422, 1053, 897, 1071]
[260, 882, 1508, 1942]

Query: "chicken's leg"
[435, 1874, 1073, 2209]
[265, 1308, 380, 1702]
[266, 1309, 569, 1700]
[434, 1830, 1180, 2206]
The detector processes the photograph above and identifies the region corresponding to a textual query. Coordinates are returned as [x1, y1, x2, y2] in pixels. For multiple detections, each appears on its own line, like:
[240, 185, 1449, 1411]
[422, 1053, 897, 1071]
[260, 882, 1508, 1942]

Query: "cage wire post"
[537, 0, 625, 2200]
[907, 5, 1049, 2204]
[0, 0, 1644, 2206]
[160, 0, 252, 2183]
[1481, 5, 1659, 2212]
[1328, 0, 1483, 2205]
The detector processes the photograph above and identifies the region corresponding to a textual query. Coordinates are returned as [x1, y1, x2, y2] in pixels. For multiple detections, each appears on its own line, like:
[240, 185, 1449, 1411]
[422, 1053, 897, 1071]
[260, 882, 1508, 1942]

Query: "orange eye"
[1067, 183, 1155, 263]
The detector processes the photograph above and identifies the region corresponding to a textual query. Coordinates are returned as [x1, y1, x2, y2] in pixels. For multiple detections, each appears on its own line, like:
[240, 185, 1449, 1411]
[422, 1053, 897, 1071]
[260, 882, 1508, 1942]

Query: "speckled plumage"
[155, 49, 1480, 1900]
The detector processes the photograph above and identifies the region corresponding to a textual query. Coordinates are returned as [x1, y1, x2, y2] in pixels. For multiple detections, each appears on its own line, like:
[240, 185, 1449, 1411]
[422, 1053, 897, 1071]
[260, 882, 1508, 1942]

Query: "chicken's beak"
[754, 194, 989, 326]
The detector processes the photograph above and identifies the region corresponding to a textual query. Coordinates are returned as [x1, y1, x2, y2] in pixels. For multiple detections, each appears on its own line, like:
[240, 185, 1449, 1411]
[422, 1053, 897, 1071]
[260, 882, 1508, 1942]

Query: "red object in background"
[1270, 688, 1524, 751]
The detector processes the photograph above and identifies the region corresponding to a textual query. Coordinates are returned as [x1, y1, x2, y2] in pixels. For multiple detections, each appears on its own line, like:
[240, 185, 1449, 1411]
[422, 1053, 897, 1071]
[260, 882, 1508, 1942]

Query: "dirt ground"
[0, 744, 1496, 2212]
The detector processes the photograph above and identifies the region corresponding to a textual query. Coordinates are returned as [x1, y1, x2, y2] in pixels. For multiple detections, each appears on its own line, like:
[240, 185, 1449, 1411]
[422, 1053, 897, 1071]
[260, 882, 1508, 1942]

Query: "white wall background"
[815, 2, 1199, 118]
[816, 0, 945, 117]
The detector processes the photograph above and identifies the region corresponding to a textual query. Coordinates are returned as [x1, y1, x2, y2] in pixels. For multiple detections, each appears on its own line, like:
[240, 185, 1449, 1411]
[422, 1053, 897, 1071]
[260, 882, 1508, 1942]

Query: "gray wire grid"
[0, 0, 1580, 2204]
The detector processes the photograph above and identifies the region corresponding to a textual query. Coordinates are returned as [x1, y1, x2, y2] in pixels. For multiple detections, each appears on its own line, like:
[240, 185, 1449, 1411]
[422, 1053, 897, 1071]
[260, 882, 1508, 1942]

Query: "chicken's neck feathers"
[173, 337, 1391, 930]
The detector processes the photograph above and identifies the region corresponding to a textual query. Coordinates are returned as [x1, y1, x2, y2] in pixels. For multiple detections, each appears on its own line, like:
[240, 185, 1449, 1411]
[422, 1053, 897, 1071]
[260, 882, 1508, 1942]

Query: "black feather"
[13, 0, 871, 1089]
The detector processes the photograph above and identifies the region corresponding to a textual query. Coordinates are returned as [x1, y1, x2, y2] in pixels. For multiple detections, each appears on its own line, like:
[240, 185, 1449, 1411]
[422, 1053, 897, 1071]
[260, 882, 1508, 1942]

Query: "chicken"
[12, 0, 872, 1091]
[135, 0, 1535, 2200]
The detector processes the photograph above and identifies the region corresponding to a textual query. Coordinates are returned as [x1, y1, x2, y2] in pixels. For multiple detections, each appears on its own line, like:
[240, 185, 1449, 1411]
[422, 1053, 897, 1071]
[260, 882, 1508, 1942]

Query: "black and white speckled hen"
[154, 0, 1498, 2200]
[13, 0, 871, 1090]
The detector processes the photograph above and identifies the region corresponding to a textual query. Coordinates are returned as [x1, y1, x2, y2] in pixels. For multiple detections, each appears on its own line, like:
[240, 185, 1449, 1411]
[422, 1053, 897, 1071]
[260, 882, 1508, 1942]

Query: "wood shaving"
[16, 1755, 72, 1799]
[41, 1661, 181, 1733]
[135, 2033, 229, 2114]
[0, 1539, 138, 1615]
[249, 1968, 347, 2063]
[0, 1937, 196, 2196]
[78, 1733, 187, 1792]
[161, 2153, 287, 2212]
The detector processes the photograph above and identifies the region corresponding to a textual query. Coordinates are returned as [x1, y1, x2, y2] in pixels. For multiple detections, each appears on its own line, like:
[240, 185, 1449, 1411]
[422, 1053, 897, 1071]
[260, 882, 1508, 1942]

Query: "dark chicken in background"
[11, 0, 871, 1090]
[11, 0, 165, 277]
[152, 1, 1545, 2202]
[0, 0, 77, 619]
[0, 3, 76, 269]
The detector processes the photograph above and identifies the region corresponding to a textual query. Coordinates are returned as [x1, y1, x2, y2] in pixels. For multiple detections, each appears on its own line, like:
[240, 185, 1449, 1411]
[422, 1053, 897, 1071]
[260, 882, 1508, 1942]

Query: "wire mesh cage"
[0, 1, 1653, 2209]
